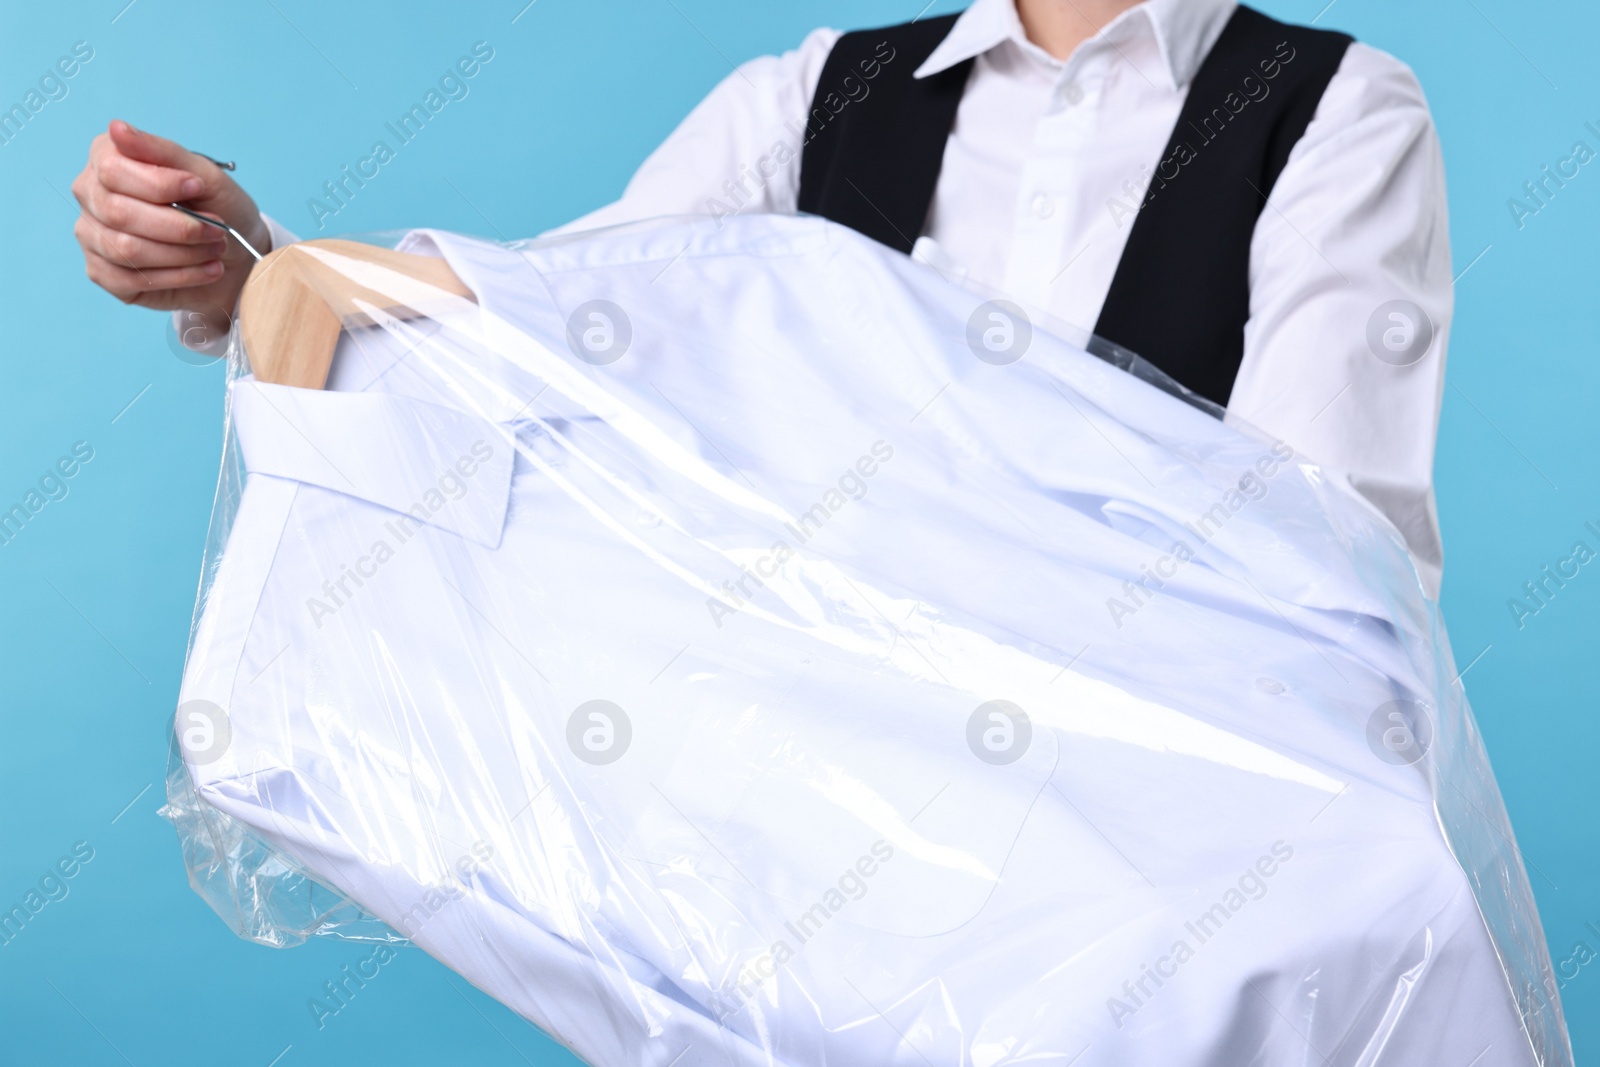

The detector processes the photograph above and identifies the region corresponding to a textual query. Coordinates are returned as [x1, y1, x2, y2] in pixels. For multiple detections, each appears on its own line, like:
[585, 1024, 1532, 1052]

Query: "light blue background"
[1, 1, 1595, 1064]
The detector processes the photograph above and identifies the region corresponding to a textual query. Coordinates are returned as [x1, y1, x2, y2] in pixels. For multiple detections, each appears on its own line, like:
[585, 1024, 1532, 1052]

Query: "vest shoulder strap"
[797, 15, 973, 253]
[1092, 7, 1353, 406]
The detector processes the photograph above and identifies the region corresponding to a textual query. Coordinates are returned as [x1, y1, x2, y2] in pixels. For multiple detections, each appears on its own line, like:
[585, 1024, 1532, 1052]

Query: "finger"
[96, 146, 204, 204]
[81, 130, 110, 171]
[84, 247, 224, 301]
[106, 119, 225, 199]
[75, 217, 227, 270]
[80, 189, 228, 245]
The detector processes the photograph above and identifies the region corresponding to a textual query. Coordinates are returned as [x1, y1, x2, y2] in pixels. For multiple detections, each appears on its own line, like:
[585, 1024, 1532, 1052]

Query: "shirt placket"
[1004, 46, 1111, 313]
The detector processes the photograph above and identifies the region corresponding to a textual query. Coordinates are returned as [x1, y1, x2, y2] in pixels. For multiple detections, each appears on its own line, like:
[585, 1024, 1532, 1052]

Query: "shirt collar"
[231, 379, 516, 549]
[914, 0, 1238, 91]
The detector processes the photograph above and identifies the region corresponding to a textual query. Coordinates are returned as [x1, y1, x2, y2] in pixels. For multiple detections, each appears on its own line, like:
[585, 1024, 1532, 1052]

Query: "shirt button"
[1059, 81, 1085, 107]
[1030, 193, 1055, 220]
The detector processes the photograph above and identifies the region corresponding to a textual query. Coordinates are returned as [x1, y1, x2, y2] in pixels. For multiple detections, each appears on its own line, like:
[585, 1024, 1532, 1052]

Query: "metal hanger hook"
[169, 153, 261, 261]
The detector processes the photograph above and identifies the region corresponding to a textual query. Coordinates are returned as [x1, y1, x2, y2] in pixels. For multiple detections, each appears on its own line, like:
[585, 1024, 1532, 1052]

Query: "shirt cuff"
[262, 213, 299, 253]
[172, 214, 299, 355]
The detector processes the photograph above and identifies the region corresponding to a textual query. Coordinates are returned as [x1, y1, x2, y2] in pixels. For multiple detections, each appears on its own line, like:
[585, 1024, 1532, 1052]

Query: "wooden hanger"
[237, 239, 477, 390]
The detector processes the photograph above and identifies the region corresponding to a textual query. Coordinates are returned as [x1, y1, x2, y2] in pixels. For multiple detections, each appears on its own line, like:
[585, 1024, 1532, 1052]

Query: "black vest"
[796, 7, 1353, 408]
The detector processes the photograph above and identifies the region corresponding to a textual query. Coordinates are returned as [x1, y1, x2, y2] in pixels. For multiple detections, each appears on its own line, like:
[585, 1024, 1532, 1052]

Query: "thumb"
[107, 119, 226, 194]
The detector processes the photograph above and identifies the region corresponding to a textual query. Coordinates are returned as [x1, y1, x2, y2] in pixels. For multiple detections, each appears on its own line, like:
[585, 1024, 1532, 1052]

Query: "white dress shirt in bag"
[173, 215, 1555, 1067]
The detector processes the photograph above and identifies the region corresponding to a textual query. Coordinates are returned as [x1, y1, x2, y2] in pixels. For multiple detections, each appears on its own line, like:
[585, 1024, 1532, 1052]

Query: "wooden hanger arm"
[238, 238, 476, 390]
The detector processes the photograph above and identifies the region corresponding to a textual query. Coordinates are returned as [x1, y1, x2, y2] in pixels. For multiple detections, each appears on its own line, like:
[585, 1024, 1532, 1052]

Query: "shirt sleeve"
[546, 27, 842, 235]
[1228, 41, 1453, 597]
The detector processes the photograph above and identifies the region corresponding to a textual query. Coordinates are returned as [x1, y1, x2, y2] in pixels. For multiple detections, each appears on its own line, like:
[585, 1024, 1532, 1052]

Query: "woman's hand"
[72, 120, 271, 330]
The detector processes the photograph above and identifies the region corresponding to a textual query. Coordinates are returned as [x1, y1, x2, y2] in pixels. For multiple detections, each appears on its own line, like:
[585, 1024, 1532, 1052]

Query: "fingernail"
[204, 261, 224, 277]
[180, 177, 203, 198]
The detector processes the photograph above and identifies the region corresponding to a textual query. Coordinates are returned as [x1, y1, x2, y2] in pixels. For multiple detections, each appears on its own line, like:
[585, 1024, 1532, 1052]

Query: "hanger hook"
[169, 154, 261, 261]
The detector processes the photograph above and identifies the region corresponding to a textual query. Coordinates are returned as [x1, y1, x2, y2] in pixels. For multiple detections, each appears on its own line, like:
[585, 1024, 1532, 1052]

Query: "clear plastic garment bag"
[164, 214, 1570, 1067]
